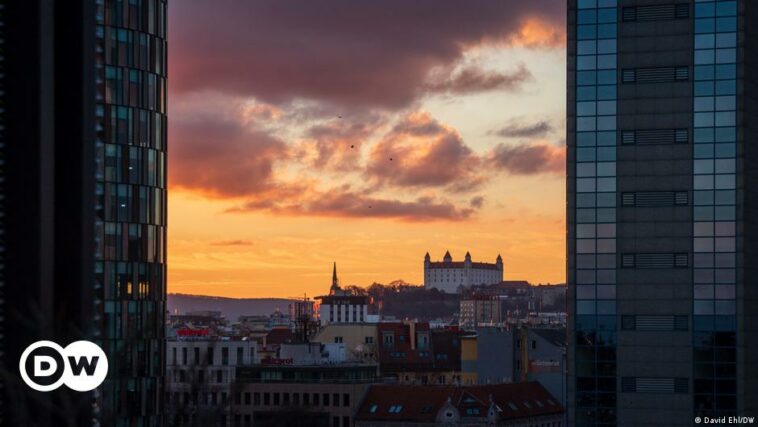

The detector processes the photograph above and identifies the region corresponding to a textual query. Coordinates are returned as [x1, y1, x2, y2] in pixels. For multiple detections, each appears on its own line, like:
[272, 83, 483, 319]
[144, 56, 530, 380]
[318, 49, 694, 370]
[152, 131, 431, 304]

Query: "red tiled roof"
[356, 382, 563, 422]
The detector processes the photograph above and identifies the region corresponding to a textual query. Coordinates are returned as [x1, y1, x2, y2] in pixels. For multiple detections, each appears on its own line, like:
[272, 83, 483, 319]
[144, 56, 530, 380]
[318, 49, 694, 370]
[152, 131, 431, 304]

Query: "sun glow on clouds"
[167, 1, 567, 297]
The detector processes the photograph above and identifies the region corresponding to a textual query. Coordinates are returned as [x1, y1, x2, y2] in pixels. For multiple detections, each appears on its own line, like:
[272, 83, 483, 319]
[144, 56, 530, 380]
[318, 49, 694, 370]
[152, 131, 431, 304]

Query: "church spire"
[330, 262, 340, 295]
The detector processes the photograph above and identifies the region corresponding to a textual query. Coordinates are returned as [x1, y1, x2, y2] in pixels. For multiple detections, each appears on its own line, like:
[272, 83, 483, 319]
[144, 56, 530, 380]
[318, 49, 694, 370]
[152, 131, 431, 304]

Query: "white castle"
[423, 251, 503, 293]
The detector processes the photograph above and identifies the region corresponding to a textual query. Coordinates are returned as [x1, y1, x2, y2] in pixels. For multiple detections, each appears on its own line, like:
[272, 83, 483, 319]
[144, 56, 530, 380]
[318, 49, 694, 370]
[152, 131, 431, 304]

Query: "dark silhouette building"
[0, 0, 167, 425]
[567, 0, 758, 425]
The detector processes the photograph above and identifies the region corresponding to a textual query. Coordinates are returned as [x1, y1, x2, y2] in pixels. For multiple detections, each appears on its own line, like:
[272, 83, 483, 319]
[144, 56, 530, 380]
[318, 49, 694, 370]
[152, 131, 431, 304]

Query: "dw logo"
[19, 341, 108, 392]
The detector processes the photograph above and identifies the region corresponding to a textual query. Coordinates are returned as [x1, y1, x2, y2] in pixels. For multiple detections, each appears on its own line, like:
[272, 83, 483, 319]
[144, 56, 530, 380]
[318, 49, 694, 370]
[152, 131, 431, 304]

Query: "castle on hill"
[423, 251, 503, 293]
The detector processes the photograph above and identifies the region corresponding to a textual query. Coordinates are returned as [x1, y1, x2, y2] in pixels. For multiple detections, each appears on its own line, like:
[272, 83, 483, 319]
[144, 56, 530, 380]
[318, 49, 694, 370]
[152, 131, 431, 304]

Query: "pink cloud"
[169, 110, 289, 198]
[488, 142, 565, 175]
[425, 63, 533, 95]
[365, 112, 485, 191]
[229, 187, 475, 222]
[169, 1, 564, 108]
[298, 115, 385, 171]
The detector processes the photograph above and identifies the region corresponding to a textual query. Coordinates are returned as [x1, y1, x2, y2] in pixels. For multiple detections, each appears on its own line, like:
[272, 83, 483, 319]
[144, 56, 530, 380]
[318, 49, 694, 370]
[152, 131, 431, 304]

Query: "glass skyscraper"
[95, 0, 167, 425]
[568, 0, 758, 425]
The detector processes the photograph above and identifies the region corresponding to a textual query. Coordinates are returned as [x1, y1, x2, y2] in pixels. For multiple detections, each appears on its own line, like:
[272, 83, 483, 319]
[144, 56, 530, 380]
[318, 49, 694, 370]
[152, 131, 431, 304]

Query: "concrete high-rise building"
[0, 1, 167, 425]
[567, 1, 758, 425]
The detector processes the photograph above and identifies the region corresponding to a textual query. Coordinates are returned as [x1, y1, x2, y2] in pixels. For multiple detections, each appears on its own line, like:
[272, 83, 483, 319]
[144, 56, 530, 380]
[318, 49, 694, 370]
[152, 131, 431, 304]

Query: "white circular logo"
[19, 340, 109, 392]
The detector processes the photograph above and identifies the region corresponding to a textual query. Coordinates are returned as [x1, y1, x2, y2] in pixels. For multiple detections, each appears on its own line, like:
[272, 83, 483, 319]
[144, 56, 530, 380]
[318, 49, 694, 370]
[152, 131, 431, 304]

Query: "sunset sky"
[167, 1, 568, 298]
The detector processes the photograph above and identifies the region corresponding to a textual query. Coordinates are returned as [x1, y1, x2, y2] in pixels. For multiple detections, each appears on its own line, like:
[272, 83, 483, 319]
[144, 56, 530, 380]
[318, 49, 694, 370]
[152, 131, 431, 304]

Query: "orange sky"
[167, 2, 567, 298]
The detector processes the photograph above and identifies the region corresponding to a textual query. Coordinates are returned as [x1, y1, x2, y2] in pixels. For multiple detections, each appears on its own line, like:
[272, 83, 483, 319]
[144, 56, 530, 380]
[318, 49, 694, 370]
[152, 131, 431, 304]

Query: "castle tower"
[443, 250, 453, 263]
[496, 254, 503, 271]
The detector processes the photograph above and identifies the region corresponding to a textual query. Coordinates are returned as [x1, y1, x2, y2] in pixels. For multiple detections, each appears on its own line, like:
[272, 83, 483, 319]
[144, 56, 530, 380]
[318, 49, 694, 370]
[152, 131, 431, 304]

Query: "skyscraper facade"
[567, 0, 758, 425]
[95, 0, 167, 424]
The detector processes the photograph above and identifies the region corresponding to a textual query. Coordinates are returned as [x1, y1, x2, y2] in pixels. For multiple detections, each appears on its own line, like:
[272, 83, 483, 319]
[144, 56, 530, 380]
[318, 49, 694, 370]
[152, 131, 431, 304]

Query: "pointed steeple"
[330, 262, 341, 295]
[443, 250, 452, 262]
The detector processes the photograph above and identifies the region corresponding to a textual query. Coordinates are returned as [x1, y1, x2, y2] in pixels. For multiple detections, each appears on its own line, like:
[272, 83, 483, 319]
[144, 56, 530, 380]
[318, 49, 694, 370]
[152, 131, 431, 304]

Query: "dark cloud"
[365, 112, 484, 191]
[470, 196, 485, 209]
[169, 111, 289, 198]
[229, 188, 476, 222]
[299, 115, 385, 171]
[169, 1, 565, 108]
[492, 119, 553, 138]
[488, 143, 565, 175]
[426, 64, 533, 95]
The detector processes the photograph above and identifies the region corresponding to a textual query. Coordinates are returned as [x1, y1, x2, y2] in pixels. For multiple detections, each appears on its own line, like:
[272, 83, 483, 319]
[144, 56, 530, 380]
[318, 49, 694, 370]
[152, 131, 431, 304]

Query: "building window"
[383, 332, 394, 347]
[222, 347, 229, 365]
[343, 393, 350, 407]
[334, 336, 343, 343]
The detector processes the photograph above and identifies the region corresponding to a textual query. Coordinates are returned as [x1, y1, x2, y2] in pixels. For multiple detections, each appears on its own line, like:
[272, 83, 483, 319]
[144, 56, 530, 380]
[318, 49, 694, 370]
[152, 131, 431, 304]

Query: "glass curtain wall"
[692, 0, 738, 418]
[94, 0, 167, 424]
[574, 0, 618, 425]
